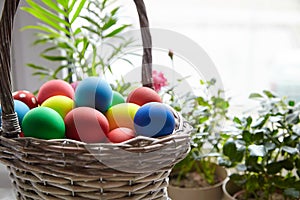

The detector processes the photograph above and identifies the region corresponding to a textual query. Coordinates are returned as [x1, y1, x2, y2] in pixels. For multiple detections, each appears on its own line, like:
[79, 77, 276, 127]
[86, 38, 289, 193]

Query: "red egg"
[127, 87, 162, 106]
[13, 90, 38, 109]
[64, 107, 109, 143]
[37, 80, 74, 105]
[107, 127, 135, 143]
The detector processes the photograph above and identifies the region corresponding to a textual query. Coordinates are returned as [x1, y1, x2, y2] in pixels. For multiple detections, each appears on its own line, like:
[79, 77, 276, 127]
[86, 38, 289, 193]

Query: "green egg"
[22, 107, 65, 140]
[109, 91, 125, 107]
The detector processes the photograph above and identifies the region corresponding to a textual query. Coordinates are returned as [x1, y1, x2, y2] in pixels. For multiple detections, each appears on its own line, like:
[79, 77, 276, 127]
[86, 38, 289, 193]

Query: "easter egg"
[134, 102, 175, 138]
[75, 77, 113, 112]
[41, 95, 74, 118]
[0, 100, 30, 127]
[127, 87, 162, 106]
[22, 107, 65, 139]
[110, 91, 125, 107]
[107, 127, 135, 143]
[71, 81, 80, 91]
[37, 80, 74, 105]
[106, 103, 140, 130]
[64, 107, 109, 143]
[13, 90, 38, 109]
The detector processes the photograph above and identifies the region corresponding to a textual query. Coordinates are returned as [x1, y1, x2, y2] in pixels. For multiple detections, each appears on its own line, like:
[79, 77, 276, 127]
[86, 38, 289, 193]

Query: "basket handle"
[0, 0, 21, 138]
[0, 0, 153, 138]
[133, 0, 153, 89]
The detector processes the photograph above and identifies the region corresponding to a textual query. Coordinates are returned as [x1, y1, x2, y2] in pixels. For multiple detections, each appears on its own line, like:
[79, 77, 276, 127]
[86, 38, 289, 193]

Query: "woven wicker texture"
[0, 0, 192, 199]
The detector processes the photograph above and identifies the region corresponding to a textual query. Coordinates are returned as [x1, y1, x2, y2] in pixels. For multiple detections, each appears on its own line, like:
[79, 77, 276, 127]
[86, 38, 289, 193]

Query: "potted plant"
[220, 90, 300, 200]
[165, 79, 230, 200]
[22, 0, 133, 83]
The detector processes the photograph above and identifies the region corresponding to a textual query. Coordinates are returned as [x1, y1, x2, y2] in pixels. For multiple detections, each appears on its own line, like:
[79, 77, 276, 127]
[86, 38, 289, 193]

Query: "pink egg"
[107, 127, 135, 143]
[37, 80, 74, 105]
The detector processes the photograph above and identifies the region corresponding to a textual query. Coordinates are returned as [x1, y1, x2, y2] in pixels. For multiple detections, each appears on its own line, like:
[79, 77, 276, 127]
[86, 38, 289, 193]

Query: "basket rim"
[0, 110, 192, 148]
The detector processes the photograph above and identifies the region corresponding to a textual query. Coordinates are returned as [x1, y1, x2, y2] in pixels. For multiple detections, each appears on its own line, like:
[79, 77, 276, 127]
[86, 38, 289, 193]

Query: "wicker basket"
[0, 1, 191, 200]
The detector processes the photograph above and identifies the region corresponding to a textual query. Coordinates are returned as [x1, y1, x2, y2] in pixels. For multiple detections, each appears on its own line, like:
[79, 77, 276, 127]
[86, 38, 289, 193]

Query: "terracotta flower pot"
[168, 165, 228, 200]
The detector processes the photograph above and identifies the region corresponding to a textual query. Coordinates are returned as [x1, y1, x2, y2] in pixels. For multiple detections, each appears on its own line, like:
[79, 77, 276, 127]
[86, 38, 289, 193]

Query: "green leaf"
[246, 156, 262, 172]
[81, 15, 102, 31]
[284, 188, 300, 198]
[286, 113, 300, 124]
[41, 0, 68, 17]
[251, 116, 267, 129]
[223, 140, 237, 161]
[111, 7, 120, 16]
[21, 7, 70, 35]
[82, 26, 99, 35]
[235, 148, 245, 163]
[57, 0, 68, 9]
[246, 175, 260, 193]
[248, 144, 266, 157]
[295, 158, 300, 169]
[246, 116, 252, 127]
[281, 159, 294, 170]
[41, 46, 59, 54]
[27, 63, 50, 71]
[265, 142, 276, 151]
[233, 117, 242, 125]
[249, 93, 263, 99]
[21, 25, 59, 35]
[68, 0, 77, 12]
[197, 96, 209, 107]
[73, 27, 82, 36]
[24, 0, 70, 27]
[289, 100, 295, 106]
[32, 71, 50, 77]
[70, 0, 87, 24]
[282, 146, 299, 155]
[52, 65, 68, 79]
[104, 25, 130, 38]
[198, 116, 209, 124]
[266, 162, 282, 174]
[217, 157, 232, 167]
[263, 90, 276, 98]
[41, 54, 68, 61]
[102, 17, 117, 31]
[252, 130, 264, 142]
[242, 130, 252, 144]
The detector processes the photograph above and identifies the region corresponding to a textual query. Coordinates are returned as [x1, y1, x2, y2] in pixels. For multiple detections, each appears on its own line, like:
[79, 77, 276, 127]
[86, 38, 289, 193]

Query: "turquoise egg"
[75, 77, 113, 113]
[0, 100, 30, 127]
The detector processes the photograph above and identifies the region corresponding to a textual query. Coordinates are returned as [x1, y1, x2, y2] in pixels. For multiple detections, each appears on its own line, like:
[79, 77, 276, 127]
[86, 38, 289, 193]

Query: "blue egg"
[75, 77, 113, 113]
[134, 102, 175, 138]
[0, 100, 30, 127]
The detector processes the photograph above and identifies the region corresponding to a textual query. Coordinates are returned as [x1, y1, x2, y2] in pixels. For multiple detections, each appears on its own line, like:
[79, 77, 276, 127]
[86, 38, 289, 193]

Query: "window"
[119, 0, 300, 111]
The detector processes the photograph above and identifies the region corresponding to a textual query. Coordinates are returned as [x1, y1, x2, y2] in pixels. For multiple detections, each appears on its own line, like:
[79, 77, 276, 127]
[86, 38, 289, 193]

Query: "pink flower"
[152, 70, 168, 92]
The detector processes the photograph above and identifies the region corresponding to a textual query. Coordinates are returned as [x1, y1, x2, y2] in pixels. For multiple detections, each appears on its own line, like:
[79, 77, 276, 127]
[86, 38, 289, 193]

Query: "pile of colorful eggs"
[0, 77, 176, 143]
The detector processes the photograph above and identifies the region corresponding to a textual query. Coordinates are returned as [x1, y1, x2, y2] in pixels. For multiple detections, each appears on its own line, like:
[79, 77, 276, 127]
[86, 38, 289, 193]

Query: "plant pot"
[222, 178, 241, 200]
[168, 165, 228, 200]
[222, 179, 289, 200]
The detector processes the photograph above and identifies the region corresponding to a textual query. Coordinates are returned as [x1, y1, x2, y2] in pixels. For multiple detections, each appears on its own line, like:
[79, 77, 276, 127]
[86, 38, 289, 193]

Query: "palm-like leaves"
[22, 0, 132, 82]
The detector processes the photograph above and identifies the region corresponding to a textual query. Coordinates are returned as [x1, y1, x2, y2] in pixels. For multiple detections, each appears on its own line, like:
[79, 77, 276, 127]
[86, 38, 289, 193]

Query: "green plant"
[167, 79, 230, 187]
[22, 0, 133, 82]
[220, 91, 300, 199]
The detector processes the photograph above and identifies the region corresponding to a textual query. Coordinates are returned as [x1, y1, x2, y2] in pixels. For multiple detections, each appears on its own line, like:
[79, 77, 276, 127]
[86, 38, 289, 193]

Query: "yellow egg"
[41, 95, 74, 119]
[105, 103, 140, 130]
